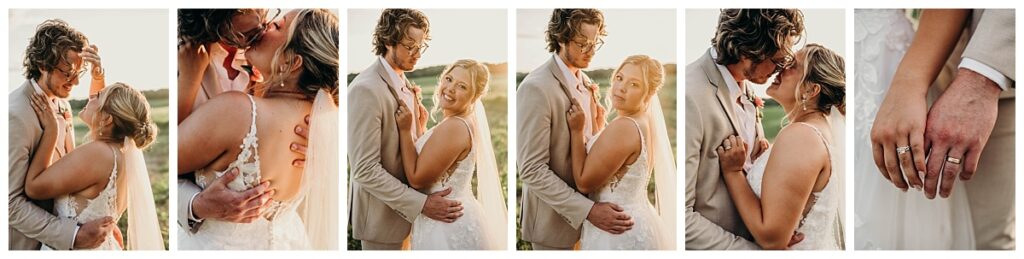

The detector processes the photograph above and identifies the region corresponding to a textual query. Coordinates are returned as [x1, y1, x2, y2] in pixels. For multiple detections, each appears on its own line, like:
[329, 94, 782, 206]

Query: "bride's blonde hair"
[92, 82, 157, 149]
[789, 43, 845, 121]
[260, 9, 339, 104]
[430, 59, 489, 121]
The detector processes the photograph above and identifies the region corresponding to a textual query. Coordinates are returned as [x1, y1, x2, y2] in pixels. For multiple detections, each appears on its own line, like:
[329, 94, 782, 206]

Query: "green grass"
[513, 65, 678, 250]
[70, 88, 169, 249]
[346, 63, 509, 250]
[761, 99, 786, 141]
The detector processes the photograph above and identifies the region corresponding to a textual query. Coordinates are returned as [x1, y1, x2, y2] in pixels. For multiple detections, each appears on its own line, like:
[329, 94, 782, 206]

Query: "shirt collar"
[710, 49, 747, 103]
[552, 54, 581, 89]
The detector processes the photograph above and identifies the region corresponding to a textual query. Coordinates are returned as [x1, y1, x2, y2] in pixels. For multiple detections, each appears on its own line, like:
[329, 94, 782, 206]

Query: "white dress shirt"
[711, 50, 757, 171]
[553, 54, 595, 141]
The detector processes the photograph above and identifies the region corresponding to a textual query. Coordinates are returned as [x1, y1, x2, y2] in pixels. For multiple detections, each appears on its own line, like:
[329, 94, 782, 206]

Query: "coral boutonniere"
[745, 89, 764, 122]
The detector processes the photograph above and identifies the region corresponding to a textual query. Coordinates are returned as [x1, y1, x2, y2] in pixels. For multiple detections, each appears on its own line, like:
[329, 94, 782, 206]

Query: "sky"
[348, 9, 508, 73]
[685, 9, 846, 98]
[9, 9, 169, 99]
[517, 9, 677, 72]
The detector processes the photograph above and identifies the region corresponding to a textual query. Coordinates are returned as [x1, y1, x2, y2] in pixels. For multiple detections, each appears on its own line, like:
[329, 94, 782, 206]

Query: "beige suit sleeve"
[8, 112, 77, 250]
[347, 85, 427, 222]
[516, 82, 594, 229]
[177, 178, 202, 233]
[684, 94, 759, 250]
[963, 9, 1016, 82]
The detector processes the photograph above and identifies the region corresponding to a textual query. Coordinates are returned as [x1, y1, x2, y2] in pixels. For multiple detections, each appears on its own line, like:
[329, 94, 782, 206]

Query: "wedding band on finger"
[896, 146, 911, 154]
[946, 156, 962, 165]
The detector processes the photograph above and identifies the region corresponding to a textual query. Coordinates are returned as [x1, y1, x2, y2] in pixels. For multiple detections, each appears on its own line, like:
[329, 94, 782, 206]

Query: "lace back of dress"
[793, 122, 841, 249]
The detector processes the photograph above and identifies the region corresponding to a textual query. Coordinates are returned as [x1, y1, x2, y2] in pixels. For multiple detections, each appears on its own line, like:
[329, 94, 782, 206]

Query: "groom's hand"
[923, 68, 1001, 199]
[586, 202, 633, 234]
[192, 169, 275, 223]
[73, 216, 114, 249]
[421, 187, 463, 223]
[786, 231, 805, 249]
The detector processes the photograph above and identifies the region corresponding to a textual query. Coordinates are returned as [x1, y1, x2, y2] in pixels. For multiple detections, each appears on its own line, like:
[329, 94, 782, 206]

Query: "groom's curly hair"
[545, 9, 607, 53]
[372, 9, 430, 56]
[712, 9, 804, 66]
[23, 19, 87, 81]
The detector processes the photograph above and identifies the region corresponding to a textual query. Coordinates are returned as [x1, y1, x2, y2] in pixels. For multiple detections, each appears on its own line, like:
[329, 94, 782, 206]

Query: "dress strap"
[107, 144, 118, 183]
[621, 116, 646, 154]
[450, 116, 474, 145]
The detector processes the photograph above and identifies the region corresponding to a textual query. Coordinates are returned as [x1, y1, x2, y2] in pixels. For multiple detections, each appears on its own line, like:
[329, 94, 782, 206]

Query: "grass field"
[513, 64, 678, 250]
[346, 63, 509, 250]
[69, 88, 169, 248]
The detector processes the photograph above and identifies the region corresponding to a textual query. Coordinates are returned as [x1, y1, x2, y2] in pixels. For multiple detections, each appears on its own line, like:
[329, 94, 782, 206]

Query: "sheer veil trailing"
[827, 106, 847, 248]
[648, 95, 676, 249]
[298, 89, 340, 250]
[472, 101, 507, 250]
[122, 138, 164, 250]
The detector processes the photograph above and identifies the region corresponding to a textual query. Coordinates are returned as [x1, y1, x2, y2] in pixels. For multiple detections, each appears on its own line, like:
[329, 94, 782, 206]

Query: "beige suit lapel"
[701, 50, 744, 135]
[545, 56, 579, 105]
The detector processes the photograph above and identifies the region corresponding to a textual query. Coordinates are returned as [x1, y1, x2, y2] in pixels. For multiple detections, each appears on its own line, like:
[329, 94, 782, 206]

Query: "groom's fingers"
[882, 143, 908, 191]
[939, 148, 966, 199]
[924, 146, 948, 199]
[608, 203, 625, 212]
[960, 148, 982, 181]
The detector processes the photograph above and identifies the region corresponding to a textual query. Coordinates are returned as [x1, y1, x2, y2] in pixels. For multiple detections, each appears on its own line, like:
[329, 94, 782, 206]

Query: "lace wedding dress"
[747, 122, 842, 250]
[46, 145, 123, 250]
[580, 117, 669, 250]
[179, 94, 311, 250]
[853, 9, 974, 250]
[409, 116, 499, 250]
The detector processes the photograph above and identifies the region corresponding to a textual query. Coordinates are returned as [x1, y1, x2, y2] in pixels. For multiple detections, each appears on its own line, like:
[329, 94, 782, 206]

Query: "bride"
[394, 59, 506, 250]
[177, 9, 339, 250]
[716, 44, 845, 250]
[25, 82, 164, 250]
[855, 9, 974, 250]
[568, 55, 676, 250]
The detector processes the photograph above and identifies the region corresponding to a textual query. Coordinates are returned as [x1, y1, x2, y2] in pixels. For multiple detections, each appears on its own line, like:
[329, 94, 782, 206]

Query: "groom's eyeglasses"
[572, 38, 605, 53]
[55, 62, 88, 83]
[400, 40, 429, 55]
[225, 8, 281, 49]
[772, 55, 794, 75]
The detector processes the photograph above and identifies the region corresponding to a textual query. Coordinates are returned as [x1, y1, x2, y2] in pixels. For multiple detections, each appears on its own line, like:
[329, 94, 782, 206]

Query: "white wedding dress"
[747, 122, 842, 250]
[853, 9, 974, 250]
[179, 94, 311, 250]
[46, 145, 123, 250]
[580, 117, 670, 250]
[409, 116, 498, 250]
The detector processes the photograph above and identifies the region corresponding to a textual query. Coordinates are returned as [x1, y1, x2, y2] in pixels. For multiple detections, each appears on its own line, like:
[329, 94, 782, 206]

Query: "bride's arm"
[890, 10, 971, 93]
[25, 142, 113, 200]
[571, 118, 640, 194]
[718, 127, 824, 250]
[396, 110, 470, 190]
[177, 92, 250, 174]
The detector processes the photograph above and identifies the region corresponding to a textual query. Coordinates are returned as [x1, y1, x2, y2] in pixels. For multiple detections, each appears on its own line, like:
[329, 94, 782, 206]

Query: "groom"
[517, 9, 633, 250]
[348, 8, 463, 250]
[684, 9, 804, 250]
[9, 19, 111, 250]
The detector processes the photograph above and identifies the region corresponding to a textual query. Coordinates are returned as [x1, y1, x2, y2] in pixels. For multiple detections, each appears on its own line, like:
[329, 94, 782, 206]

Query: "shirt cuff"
[959, 58, 1011, 91]
[188, 192, 203, 222]
[70, 225, 81, 250]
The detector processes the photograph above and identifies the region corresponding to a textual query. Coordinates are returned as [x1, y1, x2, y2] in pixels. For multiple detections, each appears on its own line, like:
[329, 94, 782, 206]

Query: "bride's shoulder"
[600, 119, 642, 144]
[773, 124, 829, 158]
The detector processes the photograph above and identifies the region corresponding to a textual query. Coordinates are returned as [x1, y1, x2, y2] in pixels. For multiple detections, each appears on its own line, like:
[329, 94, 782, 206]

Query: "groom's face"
[39, 50, 84, 99]
[385, 26, 427, 72]
[558, 22, 601, 69]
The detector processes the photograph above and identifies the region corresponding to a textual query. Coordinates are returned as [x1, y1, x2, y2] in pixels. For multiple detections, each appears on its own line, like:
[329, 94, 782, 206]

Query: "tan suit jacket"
[347, 58, 428, 244]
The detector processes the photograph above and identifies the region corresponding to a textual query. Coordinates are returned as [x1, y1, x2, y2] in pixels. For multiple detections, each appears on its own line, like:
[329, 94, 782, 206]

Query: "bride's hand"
[566, 100, 586, 133]
[29, 94, 58, 131]
[716, 135, 747, 174]
[395, 102, 414, 132]
[870, 76, 929, 192]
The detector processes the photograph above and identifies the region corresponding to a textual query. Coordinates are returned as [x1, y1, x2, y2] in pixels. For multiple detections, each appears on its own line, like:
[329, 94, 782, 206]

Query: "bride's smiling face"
[245, 10, 299, 80]
[610, 63, 650, 114]
[79, 90, 106, 129]
[438, 67, 476, 115]
[766, 47, 808, 106]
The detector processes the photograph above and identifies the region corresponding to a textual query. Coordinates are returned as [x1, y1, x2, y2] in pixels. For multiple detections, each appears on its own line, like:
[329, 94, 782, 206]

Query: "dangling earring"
[801, 95, 807, 111]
